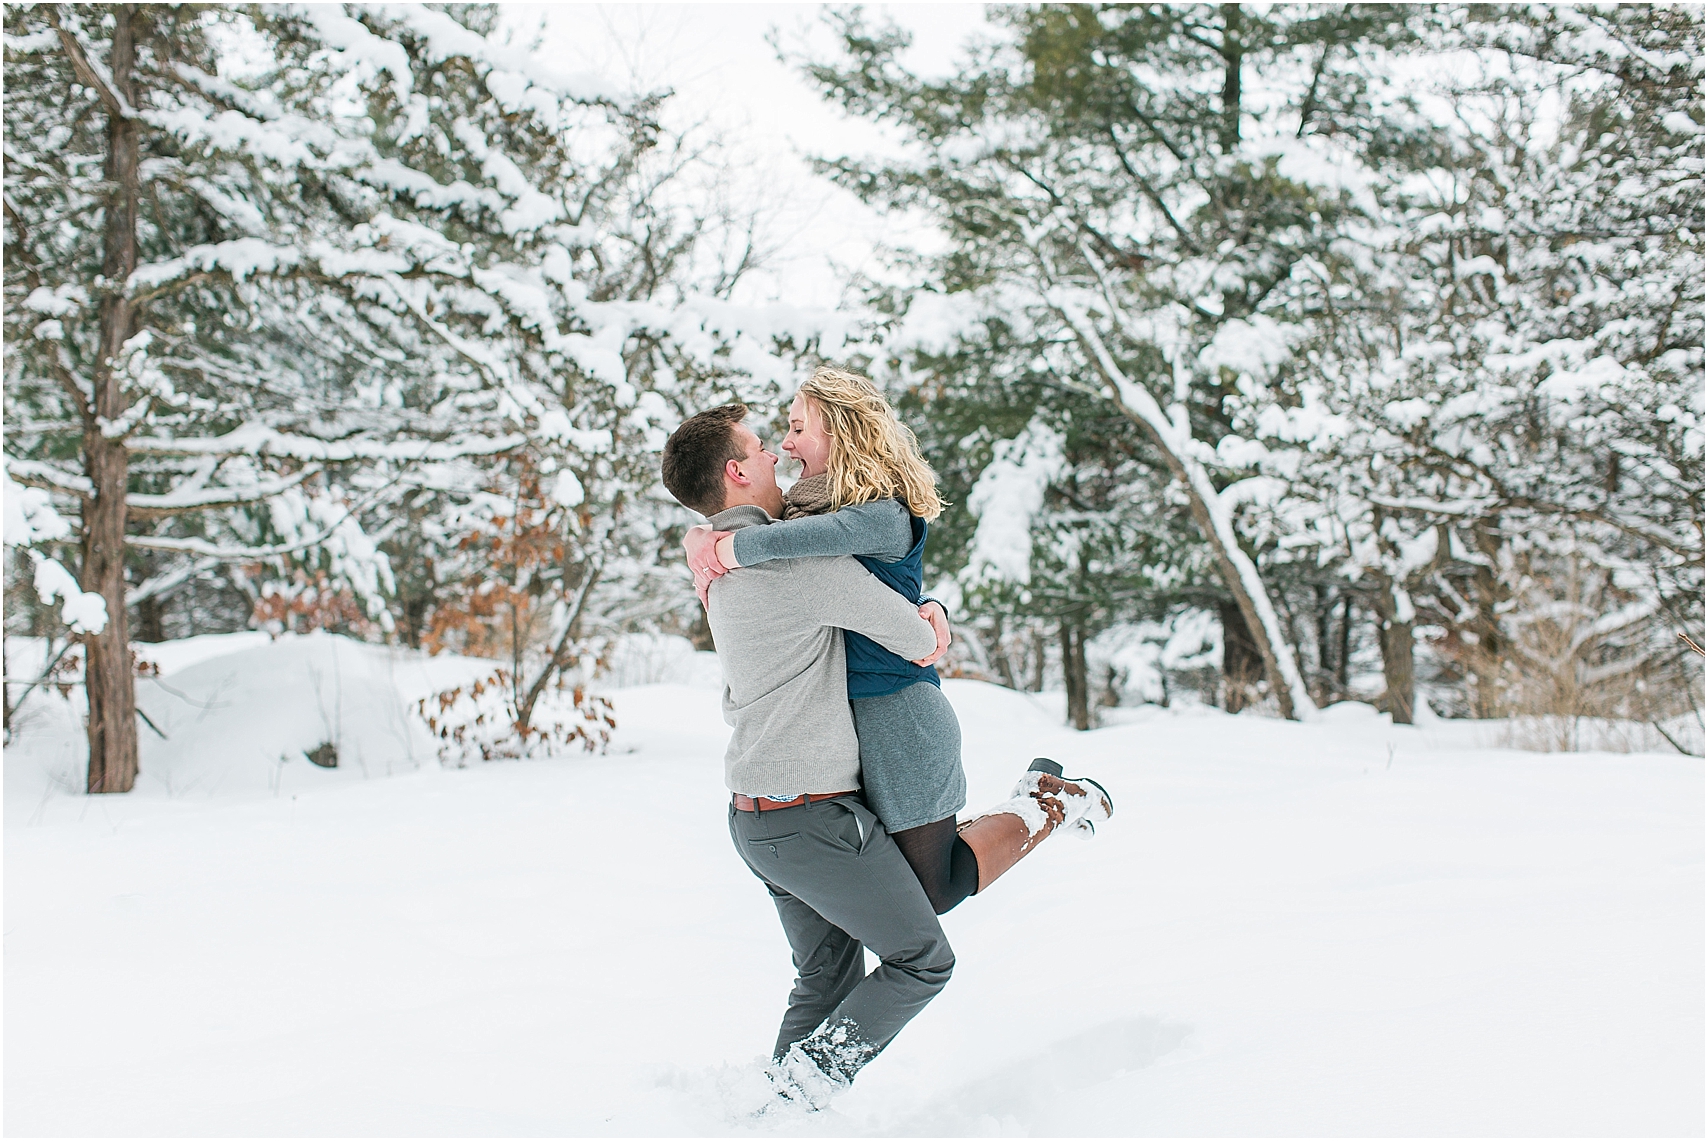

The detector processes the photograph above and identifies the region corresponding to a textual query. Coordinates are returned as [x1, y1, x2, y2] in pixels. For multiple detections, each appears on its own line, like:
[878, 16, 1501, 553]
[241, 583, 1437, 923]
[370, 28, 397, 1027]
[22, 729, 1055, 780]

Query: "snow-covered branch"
[125, 556, 222, 608]
[126, 424, 526, 463]
[5, 457, 94, 496]
[125, 489, 383, 561]
[26, 550, 108, 634]
[45, 10, 139, 121]
[127, 239, 304, 296]
[123, 466, 323, 521]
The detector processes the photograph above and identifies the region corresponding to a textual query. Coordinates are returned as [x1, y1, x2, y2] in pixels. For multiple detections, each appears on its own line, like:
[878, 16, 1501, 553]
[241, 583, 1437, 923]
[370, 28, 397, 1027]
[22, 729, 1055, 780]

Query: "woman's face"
[783, 393, 832, 478]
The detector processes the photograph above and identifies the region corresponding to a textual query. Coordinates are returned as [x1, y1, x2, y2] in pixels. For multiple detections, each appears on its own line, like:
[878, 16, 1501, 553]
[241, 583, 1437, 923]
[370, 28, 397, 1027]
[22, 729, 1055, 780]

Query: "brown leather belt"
[732, 790, 856, 813]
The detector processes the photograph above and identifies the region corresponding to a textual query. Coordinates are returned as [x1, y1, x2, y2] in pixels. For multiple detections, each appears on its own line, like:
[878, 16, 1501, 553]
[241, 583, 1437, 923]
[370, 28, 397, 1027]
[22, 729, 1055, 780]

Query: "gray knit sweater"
[706, 504, 938, 796]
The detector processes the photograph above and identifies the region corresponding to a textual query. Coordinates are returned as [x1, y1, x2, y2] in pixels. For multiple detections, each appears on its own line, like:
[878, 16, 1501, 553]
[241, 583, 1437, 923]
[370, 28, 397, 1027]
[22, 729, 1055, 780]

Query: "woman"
[685, 367, 1111, 913]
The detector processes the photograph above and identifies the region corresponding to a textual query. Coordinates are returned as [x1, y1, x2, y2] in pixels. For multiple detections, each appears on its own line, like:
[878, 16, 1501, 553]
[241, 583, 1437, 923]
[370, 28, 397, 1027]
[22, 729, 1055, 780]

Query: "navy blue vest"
[845, 514, 941, 700]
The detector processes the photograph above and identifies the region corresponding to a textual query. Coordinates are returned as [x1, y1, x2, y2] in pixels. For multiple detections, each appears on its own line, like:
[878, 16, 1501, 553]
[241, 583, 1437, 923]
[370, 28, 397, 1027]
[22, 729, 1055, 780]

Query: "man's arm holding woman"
[793, 558, 940, 665]
[684, 500, 951, 665]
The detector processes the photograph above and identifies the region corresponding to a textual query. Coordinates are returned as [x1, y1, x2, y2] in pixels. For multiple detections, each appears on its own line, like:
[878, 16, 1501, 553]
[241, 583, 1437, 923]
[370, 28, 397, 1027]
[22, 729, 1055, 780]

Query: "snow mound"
[5, 632, 496, 806]
[134, 631, 275, 675]
[1318, 699, 1384, 722]
[129, 631, 486, 798]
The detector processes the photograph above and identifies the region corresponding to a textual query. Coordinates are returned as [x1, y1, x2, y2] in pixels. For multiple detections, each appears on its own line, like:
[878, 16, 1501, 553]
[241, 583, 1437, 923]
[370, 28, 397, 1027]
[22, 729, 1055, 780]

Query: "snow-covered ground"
[5, 633, 1702, 1136]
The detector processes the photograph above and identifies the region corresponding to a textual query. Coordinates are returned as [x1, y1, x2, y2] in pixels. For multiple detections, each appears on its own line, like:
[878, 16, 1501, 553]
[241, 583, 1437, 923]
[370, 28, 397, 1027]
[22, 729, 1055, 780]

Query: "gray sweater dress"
[730, 501, 968, 832]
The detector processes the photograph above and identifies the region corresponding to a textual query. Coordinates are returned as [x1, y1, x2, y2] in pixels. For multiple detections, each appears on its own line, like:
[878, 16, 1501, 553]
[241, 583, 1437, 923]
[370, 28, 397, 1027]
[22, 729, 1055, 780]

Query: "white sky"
[519, 4, 1001, 308]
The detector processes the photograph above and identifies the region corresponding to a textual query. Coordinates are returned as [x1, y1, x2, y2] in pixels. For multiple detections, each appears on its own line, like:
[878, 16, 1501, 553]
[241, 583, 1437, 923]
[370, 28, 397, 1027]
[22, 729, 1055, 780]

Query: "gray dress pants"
[729, 793, 955, 1075]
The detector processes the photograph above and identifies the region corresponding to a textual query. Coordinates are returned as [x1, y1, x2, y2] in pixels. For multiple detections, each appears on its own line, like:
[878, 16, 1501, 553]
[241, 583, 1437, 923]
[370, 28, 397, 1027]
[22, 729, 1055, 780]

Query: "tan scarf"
[783, 473, 834, 520]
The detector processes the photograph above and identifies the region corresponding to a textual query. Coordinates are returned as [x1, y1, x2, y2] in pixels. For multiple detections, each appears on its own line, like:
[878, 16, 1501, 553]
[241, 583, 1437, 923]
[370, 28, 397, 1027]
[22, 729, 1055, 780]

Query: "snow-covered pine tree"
[1450, 6, 1704, 724]
[4, 4, 832, 790]
[1264, 5, 1705, 725]
[884, 312, 1212, 726]
[297, 7, 839, 750]
[803, 5, 1456, 720]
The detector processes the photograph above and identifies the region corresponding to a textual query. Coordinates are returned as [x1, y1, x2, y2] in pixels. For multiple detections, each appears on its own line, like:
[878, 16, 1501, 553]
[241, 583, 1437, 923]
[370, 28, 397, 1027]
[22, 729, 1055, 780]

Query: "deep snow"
[4, 633, 1702, 1136]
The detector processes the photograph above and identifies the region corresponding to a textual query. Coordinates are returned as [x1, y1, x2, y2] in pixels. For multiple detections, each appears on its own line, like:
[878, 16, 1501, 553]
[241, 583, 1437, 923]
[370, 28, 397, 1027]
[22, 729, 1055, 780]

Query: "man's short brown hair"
[661, 402, 750, 517]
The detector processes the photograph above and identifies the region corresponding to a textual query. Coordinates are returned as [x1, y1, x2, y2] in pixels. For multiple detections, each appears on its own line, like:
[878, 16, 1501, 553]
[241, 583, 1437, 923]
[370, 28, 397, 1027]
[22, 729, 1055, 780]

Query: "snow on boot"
[1013, 768, 1113, 831]
[1037, 757, 1115, 837]
[760, 1037, 854, 1114]
[957, 760, 1114, 892]
[956, 776, 1069, 894]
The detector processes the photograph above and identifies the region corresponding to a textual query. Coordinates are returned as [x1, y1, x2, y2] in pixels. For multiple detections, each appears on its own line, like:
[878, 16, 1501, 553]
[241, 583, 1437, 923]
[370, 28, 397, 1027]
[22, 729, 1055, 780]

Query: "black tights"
[889, 816, 980, 914]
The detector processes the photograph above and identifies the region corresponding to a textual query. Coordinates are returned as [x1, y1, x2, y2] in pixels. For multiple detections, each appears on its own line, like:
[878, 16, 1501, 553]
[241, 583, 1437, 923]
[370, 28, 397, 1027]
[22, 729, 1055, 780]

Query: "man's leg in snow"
[765, 886, 864, 1059]
[731, 795, 955, 1080]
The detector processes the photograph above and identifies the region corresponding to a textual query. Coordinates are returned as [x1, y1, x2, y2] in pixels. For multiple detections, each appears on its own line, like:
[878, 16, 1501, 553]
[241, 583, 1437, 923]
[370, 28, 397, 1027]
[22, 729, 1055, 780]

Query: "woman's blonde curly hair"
[799, 366, 944, 522]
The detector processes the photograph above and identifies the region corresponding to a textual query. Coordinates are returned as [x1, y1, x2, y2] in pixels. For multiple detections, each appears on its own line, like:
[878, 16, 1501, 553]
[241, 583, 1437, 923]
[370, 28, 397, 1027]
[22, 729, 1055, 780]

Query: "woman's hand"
[913, 600, 952, 666]
[684, 525, 734, 608]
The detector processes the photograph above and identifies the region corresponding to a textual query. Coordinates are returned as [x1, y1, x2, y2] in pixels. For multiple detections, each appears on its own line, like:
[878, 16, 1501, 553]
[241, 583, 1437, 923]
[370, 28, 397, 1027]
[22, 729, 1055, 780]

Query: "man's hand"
[913, 600, 951, 666]
[684, 525, 733, 609]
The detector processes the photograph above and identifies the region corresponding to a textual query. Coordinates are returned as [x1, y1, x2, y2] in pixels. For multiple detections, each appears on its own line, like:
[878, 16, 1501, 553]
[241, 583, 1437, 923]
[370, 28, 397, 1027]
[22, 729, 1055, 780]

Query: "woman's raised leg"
[887, 816, 979, 914]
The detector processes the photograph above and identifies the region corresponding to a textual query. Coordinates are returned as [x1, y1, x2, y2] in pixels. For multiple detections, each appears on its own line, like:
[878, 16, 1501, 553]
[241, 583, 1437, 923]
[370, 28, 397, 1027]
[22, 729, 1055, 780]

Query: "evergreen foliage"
[799, 3, 1701, 730]
[3, 3, 1697, 771]
[4, 4, 827, 783]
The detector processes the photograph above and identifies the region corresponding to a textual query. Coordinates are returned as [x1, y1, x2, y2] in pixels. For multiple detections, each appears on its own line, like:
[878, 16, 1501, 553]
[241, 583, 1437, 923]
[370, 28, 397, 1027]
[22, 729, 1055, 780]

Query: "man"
[660, 403, 954, 1109]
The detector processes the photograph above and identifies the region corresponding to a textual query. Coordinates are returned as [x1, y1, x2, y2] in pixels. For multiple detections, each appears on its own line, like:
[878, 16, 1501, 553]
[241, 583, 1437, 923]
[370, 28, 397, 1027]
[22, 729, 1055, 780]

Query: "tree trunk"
[85, 9, 142, 794]
[983, 616, 1018, 689]
[1178, 472, 1302, 716]
[1219, 600, 1264, 713]
[3, 640, 16, 741]
[517, 557, 602, 736]
[1465, 517, 1509, 718]
[1218, 4, 1243, 154]
[1030, 628, 1047, 692]
[1312, 584, 1334, 704]
[135, 592, 166, 643]
[1372, 577, 1416, 725]
[1336, 594, 1353, 691]
[1099, 664, 1122, 709]
[397, 582, 429, 650]
[1057, 304, 1316, 720]
[687, 605, 715, 653]
[1061, 619, 1091, 730]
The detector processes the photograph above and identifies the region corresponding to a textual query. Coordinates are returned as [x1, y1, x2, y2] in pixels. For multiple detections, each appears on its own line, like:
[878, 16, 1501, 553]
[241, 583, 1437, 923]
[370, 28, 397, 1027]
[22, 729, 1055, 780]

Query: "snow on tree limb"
[962, 421, 1064, 588]
[125, 556, 222, 609]
[127, 500, 382, 562]
[128, 239, 304, 294]
[44, 9, 138, 121]
[4, 472, 75, 544]
[5, 458, 94, 496]
[5, 473, 107, 633]
[29, 552, 108, 634]
[295, 4, 621, 107]
[388, 7, 619, 103]
[123, 467, 324, 520]
[125, 424, 527, 463]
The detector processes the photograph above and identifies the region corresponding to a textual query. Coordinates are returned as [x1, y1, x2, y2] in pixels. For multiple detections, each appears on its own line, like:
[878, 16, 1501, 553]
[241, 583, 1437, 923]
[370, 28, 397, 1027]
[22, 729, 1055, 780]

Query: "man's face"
[729, 423, 785, 518]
